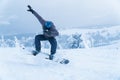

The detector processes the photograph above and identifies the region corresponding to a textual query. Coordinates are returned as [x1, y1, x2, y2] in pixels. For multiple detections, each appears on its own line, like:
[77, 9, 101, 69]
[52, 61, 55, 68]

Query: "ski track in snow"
[0, 44, 120, 80]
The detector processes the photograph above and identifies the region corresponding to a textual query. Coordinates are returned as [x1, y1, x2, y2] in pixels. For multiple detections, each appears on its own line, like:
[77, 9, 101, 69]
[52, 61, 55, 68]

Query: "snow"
[59, 26, 120, 48]
[0, 26, 120, 80]
[0, 41, 120, 80]
[60, 26, 120, 35]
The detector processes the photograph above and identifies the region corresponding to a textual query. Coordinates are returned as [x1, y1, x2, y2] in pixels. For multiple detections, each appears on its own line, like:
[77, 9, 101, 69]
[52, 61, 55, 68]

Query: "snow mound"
[0, 44, 120, 80]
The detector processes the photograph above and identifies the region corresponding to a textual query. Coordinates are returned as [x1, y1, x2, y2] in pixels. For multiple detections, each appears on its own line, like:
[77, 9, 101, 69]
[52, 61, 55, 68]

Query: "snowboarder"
[27, 5, 59, 60]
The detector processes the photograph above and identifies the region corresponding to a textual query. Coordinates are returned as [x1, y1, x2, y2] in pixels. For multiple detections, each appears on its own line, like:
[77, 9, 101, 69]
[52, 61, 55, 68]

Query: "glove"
[27, 5, 34, 13]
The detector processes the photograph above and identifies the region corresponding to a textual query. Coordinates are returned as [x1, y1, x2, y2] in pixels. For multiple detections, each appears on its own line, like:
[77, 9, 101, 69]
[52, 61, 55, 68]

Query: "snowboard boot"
[32, 50, 39, 56]
[49, 54, 54, 60]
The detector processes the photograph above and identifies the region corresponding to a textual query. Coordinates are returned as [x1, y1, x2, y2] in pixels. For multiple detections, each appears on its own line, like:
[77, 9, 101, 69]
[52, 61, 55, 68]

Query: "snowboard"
[45, 57, 69, 64]
[22, 48, 69, 64]
[35, 51, 69, 64]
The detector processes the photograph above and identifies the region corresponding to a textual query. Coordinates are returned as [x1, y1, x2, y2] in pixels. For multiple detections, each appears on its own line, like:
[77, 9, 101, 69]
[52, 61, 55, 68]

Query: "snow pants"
[35, 34, 57, 55]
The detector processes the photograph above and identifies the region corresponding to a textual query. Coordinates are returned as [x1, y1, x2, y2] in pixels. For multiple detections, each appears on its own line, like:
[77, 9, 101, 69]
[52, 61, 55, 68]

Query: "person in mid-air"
[27, 5, 59, 60]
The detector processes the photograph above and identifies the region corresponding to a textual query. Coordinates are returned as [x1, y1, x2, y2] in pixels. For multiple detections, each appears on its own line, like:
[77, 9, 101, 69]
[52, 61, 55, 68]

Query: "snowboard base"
[45, 57, 69, 64]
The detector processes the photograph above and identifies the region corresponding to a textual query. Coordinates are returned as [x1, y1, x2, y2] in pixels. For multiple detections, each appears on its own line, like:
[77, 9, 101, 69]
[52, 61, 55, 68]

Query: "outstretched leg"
[34, 35, 47, 55]
[48, 37, 57, 60]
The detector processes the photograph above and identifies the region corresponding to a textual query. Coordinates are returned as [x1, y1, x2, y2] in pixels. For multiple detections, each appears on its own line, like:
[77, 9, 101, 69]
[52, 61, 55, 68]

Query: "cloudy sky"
[0, 0, 120, 34]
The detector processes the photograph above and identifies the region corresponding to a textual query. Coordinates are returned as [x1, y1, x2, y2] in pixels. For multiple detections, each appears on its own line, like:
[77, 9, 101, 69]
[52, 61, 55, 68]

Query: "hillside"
[0, 26, 120, 48]
[0, 41, 120, 80]
[0, 26, 120, 80]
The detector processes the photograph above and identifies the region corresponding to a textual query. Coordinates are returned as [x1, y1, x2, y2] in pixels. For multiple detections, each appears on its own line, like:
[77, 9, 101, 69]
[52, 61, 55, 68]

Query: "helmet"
[45, 21, 53, 28]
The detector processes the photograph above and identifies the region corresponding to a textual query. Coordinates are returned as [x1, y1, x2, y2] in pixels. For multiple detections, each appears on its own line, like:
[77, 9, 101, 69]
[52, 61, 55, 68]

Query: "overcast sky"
[0, 0, 120, 34]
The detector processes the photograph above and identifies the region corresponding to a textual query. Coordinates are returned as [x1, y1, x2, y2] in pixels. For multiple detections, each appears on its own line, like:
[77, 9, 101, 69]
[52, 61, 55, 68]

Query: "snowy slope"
[0, 26, 120, 80]
[60, 26, 120, 35]
[0, 42, 120, 80]
[1, 26, 120, 48]
[60, 26, 120, 48]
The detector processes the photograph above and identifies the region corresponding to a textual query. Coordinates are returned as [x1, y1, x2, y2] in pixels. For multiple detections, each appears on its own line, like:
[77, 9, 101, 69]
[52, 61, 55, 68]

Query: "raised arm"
[27, 5, 46, 26]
